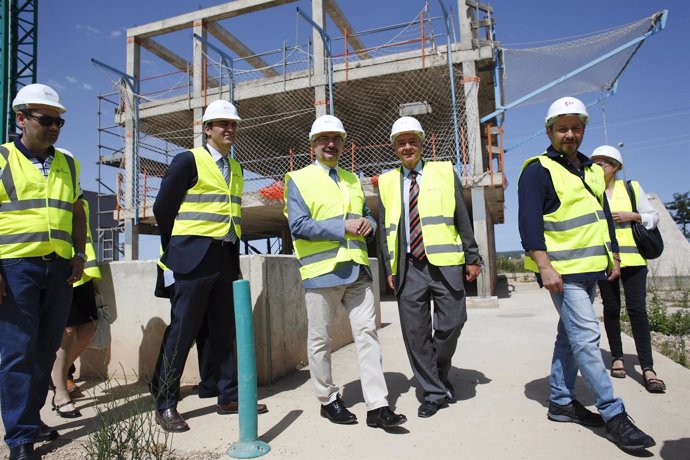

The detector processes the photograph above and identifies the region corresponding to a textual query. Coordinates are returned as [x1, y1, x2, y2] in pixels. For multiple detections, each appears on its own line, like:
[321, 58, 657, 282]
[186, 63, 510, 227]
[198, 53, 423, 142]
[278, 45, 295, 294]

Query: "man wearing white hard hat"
[518, 97, 655, 451]
[151, 99, 266, 433]
[378, 116, 481, 418]
[590, 145, 665, 393]
[0, 84, 87, 458]
[284, 114, 406, 429]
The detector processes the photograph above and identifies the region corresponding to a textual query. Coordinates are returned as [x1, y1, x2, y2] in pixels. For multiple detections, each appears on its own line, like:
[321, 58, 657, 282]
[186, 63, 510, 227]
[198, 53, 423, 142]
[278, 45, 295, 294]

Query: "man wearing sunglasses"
[0, 83, 87, 460]
[284, 115, 406, 430]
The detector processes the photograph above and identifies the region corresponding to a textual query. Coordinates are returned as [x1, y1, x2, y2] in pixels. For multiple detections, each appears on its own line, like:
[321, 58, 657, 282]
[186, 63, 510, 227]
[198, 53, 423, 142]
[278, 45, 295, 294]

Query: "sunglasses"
[22, 111, 65, 128]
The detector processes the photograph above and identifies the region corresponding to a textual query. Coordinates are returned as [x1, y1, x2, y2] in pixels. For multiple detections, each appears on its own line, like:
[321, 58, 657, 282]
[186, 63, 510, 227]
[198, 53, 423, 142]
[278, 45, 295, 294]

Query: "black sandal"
[610, 358, 626, 379]
[642, 368, 666, 393]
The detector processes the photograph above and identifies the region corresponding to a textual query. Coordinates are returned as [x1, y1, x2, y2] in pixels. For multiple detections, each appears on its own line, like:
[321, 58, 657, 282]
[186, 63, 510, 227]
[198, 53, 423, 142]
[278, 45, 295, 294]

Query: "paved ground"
[3, 282, 690, 459]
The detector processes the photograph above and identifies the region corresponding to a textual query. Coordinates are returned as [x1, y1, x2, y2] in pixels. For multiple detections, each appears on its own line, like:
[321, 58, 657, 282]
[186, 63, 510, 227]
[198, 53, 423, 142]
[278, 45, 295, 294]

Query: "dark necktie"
[329, 168, 338, 184]
[409, 171, 425, 260]
[218, 156, 237, 243]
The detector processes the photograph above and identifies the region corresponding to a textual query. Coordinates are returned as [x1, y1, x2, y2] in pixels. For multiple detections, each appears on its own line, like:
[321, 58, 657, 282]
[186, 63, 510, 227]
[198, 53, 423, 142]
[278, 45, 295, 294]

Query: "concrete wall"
[647, 193, 690, 289]
[79, 256, 380, 386]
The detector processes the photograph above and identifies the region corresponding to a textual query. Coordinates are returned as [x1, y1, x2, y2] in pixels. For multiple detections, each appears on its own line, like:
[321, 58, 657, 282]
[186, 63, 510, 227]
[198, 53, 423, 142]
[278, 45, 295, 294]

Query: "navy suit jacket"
[378, 162, 480, 294]
[153, 149, 240, 275]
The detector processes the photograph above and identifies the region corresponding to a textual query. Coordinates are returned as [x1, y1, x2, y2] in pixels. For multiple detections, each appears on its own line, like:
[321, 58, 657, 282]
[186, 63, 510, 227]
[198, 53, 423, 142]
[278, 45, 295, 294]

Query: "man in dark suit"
[151, 100, 266, 433]
[378, 116, 481, 418]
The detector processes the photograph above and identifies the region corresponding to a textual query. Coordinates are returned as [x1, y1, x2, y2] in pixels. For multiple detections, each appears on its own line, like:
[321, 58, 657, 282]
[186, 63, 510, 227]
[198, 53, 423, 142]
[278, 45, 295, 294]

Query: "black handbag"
[624, 180, 664, 260]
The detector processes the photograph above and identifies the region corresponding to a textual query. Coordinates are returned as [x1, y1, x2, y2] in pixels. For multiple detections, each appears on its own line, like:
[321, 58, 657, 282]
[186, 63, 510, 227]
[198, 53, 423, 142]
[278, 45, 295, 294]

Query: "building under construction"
[98, 0, 510, 296]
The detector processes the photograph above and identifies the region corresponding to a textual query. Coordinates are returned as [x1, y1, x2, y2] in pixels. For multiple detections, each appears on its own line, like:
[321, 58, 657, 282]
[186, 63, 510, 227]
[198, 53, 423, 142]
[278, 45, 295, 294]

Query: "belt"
[211, 239, 236, 247]
[40, 252, 59, 261]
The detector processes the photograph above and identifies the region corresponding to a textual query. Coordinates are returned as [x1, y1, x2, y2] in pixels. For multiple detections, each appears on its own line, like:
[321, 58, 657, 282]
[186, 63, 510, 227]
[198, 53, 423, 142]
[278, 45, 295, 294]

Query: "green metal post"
[227, 280, 270, 459]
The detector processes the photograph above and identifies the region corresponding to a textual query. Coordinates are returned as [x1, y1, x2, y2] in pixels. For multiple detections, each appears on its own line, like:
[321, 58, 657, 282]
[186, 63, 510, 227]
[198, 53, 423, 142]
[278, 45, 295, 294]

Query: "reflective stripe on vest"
[172, 147, 243, 239]
[378, 161, 464, 275]
[0, 143, 79, 259]
[610, 180, 646, 267]
[521, 154, 612, 274]
[284, 164, 369, 280]
[74, 199, 102, 287]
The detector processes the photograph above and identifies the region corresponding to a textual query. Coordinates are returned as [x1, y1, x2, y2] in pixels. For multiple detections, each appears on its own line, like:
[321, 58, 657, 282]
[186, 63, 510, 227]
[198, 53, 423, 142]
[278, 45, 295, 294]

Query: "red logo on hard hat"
[564, 100, 573, 106]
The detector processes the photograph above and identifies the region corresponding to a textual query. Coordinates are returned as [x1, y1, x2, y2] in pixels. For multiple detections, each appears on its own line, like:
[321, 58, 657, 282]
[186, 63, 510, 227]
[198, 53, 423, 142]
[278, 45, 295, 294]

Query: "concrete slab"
[2, 282, 689, 459]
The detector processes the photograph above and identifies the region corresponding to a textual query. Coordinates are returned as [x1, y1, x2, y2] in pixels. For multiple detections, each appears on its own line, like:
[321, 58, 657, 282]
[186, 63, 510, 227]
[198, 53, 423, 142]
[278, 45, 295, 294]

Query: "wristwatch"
[76, 251, 88, 262]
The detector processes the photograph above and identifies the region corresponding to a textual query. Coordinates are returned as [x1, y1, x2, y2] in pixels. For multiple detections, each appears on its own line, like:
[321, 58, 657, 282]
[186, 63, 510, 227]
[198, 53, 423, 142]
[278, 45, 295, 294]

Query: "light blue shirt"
[286, 161, 375, 289]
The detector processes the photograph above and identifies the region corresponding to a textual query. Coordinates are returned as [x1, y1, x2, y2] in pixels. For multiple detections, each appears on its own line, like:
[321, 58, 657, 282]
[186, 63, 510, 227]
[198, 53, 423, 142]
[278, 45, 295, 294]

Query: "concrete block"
[79, 256, 380, 386]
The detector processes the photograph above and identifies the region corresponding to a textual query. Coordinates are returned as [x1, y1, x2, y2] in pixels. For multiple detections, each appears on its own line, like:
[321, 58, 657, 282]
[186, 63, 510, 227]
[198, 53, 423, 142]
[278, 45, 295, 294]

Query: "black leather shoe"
[155, 407, 190, 433]
[217, 401, 268, 415]
[9, 443, 35, 460]
[418, 399, 447, 418]
[320, 395, 357, 424]
[366, 406, 407, 428]
[37, 421, 60, 442]
[443, 380, 456, 403]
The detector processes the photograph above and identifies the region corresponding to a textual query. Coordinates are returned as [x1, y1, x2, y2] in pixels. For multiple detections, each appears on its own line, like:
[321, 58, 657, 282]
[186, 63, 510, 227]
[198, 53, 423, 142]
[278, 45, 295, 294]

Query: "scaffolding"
[97, 0, 505, 293]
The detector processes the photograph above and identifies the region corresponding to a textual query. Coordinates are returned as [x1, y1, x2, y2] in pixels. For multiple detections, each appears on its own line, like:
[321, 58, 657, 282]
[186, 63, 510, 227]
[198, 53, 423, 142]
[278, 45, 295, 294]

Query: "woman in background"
[591, 145, 665, 393]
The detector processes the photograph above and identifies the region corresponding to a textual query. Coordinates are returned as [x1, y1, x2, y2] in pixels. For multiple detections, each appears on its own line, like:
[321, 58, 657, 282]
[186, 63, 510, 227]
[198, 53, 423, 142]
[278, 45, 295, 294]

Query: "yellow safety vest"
[610, 180, 646, 267]
[284, 164, 369, 280]
[521, 155, 612, 274]
[0, 143, 80, 259]
[74, 199, 102, 287]
[171, 147, 243, 239]
[378, 161, 464, 275]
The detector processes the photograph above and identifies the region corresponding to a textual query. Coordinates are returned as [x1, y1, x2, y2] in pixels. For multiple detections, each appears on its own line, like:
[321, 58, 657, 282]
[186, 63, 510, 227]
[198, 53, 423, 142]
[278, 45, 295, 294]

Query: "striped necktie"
[329, 168, 338, 183]
[218, 156, 237, 243]
[408, 170, 425, 260]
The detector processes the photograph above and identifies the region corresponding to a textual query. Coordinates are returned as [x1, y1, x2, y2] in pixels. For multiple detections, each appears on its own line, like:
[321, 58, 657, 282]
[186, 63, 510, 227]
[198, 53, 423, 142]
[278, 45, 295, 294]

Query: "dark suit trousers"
[397, 256, 468, 402]
[154, 243, 238, 411]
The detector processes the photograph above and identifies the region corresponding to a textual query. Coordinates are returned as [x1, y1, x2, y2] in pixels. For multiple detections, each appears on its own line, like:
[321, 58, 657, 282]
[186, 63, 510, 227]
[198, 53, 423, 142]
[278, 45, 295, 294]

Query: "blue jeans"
[0, 256, 73, 448]
[549, 281, 624, 422]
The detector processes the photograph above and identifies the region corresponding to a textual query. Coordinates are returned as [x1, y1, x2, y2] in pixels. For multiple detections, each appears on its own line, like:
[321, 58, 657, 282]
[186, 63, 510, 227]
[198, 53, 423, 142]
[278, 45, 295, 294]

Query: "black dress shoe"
[366, 406, 407, 428]
[418, 399, 447, 418]
[320, 395, 357, 424]
[217, 401, 268, 415]
[37, 421, 60, 442]
[9, 443, 35, 460]
[443, 380, 456, 403]
[155, 407, 190, 433]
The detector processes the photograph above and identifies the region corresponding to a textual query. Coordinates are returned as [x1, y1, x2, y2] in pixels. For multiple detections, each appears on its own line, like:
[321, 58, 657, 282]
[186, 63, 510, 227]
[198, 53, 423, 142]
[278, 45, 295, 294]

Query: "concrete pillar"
[124, 36, 141, 260]
[193, 20, 206, 147]
[311, 0, 327, 118]
[457, 0, 495, 296]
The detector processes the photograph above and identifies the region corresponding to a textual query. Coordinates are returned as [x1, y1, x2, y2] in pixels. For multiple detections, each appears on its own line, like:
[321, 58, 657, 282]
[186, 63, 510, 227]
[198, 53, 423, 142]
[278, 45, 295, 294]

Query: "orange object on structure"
[370, 175, 379, 188]
[259, 180, 285, 201]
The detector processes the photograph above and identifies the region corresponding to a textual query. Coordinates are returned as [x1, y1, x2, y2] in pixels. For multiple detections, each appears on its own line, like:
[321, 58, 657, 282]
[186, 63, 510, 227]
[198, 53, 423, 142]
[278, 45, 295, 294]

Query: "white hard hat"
[202, 100, 241, 123]
[591, 145, 624, 169]
[545, 96, 588, 128]
[12, 83, 66, 113]
[390, 116, 425, 142]
[309, 115, 347, 142]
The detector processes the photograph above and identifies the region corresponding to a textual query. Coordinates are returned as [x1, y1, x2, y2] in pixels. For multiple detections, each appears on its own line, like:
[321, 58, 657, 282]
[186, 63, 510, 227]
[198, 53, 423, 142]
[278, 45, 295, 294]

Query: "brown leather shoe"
[155, 408, 190, 433]
[217, 401, 268, 415]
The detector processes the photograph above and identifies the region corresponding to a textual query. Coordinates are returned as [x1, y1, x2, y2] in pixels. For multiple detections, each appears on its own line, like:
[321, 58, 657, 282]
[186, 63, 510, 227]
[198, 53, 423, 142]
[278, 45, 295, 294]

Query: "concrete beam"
[127, 0, 298, 40]
[324, 0, 371, 60]
[206, 21, 280, 78]
[139, 37, 219, 89]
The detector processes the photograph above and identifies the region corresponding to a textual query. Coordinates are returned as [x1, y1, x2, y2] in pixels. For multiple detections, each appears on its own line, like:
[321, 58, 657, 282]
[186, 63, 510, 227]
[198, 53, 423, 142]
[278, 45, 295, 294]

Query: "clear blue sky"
[37, 0, 690, 255]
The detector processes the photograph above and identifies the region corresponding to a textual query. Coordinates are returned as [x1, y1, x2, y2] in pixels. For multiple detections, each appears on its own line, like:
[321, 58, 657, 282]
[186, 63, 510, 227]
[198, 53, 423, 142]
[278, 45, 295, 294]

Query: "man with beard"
[0, 84, 87, 460]
[284, 114, 406, 429]
[517, 96, 655, 452]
